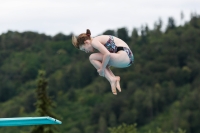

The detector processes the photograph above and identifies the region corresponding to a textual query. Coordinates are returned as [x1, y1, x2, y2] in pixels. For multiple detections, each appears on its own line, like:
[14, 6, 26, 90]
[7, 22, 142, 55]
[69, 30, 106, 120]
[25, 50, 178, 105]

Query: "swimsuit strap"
[110, 36, 114, 41]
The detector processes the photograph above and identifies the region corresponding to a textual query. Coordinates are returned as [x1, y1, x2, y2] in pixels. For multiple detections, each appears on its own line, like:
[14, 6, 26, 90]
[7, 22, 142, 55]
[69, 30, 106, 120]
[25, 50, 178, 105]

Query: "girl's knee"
[89, 54, 95, 61]
[89, 53, 103, 61]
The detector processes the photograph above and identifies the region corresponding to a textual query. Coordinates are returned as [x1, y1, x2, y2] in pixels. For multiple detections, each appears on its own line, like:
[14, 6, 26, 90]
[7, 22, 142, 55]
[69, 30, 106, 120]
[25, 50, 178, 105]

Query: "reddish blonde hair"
[72, 29, 91, 49]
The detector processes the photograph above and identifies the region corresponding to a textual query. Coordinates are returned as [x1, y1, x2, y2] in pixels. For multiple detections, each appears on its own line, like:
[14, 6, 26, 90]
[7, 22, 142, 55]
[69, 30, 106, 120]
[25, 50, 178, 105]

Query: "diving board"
[0, 116, 62, 127]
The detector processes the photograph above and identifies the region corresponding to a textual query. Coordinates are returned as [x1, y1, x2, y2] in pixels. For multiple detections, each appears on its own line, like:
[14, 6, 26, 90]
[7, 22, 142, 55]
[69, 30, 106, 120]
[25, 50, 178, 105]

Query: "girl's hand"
[97, 68, 105, 77]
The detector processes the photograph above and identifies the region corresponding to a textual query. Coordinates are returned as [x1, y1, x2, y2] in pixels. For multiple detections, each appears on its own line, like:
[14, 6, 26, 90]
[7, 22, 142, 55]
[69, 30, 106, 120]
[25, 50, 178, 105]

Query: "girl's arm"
[92, 39, 110, 70]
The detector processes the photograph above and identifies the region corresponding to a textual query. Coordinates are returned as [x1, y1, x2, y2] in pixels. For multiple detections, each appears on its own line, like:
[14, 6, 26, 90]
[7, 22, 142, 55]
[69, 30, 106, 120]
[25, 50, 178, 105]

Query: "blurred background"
[0, 0, 200, 133]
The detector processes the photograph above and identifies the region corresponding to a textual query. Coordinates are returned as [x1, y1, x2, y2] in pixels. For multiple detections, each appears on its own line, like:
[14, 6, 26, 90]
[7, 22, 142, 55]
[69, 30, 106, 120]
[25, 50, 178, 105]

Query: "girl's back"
[94, 35, 130, 49]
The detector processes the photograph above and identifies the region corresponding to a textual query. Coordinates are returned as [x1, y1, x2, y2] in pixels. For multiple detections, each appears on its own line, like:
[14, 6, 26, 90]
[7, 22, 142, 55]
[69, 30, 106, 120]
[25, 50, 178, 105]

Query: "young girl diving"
[72, 29, 134, 95]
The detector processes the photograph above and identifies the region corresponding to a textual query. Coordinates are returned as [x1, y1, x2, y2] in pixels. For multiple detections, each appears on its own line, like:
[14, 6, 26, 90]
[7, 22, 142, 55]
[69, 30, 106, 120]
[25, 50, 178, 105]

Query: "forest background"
[0, 13, 200, 133]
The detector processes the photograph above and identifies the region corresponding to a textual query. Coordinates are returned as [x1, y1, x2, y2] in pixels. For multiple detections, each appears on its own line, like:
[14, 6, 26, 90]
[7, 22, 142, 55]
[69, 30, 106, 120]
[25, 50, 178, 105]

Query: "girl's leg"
[106, 66, 121, 92]
[89, 52, 128, 94]
[90, 59, 117, 95]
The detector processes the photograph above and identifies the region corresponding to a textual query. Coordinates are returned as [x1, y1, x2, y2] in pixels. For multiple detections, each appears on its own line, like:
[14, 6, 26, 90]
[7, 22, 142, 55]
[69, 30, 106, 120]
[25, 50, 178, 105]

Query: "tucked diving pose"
[72, 29, 134, 95]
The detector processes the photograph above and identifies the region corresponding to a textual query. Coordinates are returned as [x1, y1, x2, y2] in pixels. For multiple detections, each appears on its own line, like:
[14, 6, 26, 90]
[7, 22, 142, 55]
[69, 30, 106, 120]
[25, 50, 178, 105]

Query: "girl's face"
[80, 40, 94, 53]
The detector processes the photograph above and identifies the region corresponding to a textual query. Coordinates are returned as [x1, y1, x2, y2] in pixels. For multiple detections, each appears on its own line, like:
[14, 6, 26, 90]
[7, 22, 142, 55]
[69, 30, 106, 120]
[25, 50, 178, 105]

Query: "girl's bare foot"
[116, 76, 121, 92]
[110, 78, 117, 95]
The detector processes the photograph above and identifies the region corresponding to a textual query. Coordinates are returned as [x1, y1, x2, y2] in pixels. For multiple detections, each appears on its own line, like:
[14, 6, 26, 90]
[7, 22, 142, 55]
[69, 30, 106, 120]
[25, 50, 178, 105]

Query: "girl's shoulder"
[93, 35, 115, 41]
[92, 35, 109, 44]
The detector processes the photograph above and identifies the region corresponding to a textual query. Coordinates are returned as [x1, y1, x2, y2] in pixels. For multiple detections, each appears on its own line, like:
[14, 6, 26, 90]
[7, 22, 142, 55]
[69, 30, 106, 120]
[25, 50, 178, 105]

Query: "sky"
[0, 0, 200, 36]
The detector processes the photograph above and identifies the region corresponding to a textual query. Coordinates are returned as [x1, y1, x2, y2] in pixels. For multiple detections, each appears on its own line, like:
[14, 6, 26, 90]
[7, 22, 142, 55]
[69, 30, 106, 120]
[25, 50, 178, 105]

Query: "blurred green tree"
[117, 27, 130, 43]
[30, 70, 60, 133]
[166, 17, 176, 32]
[103, 30, 116, 36]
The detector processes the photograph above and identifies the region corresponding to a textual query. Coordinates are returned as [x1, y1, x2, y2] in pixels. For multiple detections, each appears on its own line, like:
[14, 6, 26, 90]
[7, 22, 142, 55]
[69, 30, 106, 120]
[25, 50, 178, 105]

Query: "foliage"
[109, 123, 186, 133]
[30, 70, 59, 133]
